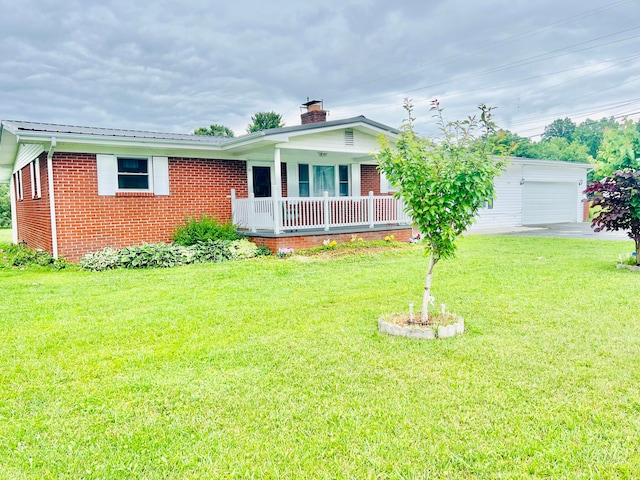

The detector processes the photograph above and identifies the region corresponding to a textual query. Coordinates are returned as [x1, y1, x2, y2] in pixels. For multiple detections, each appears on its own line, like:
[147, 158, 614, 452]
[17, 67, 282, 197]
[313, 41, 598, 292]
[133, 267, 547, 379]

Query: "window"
[96, 154, 169, 196]
[117, 157, 149, 190]
[300, 164, 350, 197]
[298, 164, 310, 197]
[484, 198, 494, 209]
[339, 165, 349, 196]
[313, 165, 335, 196]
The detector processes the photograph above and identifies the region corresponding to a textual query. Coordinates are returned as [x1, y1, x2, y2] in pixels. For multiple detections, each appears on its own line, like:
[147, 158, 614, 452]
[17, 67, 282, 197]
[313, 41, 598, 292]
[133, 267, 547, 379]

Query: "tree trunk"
[422, 252, 437, 322]
[636, 238, 640, 265]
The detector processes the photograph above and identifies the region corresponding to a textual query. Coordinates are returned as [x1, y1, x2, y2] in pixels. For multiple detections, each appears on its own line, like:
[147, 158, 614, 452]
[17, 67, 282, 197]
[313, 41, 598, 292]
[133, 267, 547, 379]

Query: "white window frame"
[116, 156, 154, 192]
[299, 163, 351, 197]
[96, 155, 169, 196]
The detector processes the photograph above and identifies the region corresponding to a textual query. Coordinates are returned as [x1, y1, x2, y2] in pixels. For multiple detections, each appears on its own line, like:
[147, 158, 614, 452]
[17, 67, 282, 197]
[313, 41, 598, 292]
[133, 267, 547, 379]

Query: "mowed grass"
[1, 235, 640, 478]
[0, 229, 11, 243]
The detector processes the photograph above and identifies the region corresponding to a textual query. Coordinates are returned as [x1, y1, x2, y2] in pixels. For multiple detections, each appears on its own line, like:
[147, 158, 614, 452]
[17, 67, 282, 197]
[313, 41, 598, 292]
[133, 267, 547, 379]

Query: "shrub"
[0, 243, 68, 269]
[190, 239, 235, 263]
[228, 239, 258, 260]
[172, 215, 243, 246]
[78, 248, 121, 271]
[118, 243, 192, 269]
[255, 246, 273, 256]
[79, 239, 264, 271]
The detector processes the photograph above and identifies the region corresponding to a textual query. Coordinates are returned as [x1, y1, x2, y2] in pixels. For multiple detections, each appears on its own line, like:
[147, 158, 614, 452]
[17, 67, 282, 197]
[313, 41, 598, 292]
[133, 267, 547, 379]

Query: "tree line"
[488, 116, 640, 170]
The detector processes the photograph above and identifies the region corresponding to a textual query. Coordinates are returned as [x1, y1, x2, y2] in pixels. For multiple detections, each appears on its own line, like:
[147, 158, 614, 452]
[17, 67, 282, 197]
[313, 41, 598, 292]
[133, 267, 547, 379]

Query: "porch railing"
[231, 190, 411, 233]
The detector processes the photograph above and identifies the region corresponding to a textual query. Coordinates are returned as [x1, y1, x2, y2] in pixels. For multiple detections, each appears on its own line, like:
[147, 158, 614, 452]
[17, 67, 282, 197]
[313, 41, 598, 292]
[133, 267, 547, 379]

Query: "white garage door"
[523, 182, 577, 225]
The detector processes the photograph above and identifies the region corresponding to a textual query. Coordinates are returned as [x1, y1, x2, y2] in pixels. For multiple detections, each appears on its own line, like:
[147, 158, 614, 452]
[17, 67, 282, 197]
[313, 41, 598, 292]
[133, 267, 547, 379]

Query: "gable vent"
[344, 129, 354, 146]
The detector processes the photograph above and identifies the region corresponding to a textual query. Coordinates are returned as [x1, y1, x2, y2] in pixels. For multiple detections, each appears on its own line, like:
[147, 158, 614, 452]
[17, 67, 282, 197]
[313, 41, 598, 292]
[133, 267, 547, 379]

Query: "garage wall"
[471, 164, 523, 230]
[468, 159, 589, 232]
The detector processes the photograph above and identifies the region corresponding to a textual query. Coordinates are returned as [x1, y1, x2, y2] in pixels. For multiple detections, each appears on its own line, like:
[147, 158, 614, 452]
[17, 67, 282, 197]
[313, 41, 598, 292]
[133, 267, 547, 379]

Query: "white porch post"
[230, 188, 236, 225]
[249, 193, 257, 233]
[368, 191, 375, 228]
[323, 191, 330, 231]
[273, 148, 281, 234]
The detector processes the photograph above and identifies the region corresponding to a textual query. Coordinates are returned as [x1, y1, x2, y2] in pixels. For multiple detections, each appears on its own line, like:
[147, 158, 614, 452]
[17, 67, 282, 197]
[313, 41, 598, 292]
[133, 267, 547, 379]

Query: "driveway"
[470, 222, 630, 240]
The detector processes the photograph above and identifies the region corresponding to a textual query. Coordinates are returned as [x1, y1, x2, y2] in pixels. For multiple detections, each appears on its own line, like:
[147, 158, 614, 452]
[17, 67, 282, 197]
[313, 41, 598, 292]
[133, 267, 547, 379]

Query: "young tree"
[193, 124, 235, 138]
[377, 100, 505, 322]
[584, 169, 640, 263]
[247, 111, 284, 133]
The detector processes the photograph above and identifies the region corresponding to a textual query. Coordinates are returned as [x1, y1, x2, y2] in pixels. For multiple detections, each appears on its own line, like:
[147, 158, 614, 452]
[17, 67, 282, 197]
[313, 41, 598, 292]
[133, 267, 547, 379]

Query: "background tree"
[592, 120, 640, 180]
[518, 137, 591, 163]
[585, 169, 640, 263]
[247, 111, 284, 133]
[0, 183, 11, 229]
[193, 124, 235, 138]
[377, 100, 505, 322]
[542, 117, 576, 142]
[484, 129, 526, 156]
[572, 117, 618, 158]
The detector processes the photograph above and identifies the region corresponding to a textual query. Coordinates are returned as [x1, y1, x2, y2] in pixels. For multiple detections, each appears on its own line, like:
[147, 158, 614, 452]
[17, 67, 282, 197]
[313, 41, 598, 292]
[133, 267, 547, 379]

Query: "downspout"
[9, 174, 17, 244]
[47, 137, 58, 258]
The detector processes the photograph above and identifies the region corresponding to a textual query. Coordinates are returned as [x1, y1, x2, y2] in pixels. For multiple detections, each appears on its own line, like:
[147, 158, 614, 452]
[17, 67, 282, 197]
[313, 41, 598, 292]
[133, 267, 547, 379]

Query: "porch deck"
[231, 190, 411, 234]
[230, 190, 413, 252]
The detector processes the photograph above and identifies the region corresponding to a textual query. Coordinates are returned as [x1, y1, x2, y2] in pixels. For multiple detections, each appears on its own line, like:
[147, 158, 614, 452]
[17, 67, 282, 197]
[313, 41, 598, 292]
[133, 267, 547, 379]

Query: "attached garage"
[522, 181, 578, 225]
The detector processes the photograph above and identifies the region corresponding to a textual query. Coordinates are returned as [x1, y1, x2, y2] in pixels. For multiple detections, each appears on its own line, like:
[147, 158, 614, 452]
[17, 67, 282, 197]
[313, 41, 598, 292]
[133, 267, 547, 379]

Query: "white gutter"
[46, 137, 58, 258]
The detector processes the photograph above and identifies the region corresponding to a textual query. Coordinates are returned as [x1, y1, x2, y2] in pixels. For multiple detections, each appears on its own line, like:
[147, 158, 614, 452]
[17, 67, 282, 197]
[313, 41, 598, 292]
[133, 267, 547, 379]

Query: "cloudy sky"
[1, 0, 639, 138]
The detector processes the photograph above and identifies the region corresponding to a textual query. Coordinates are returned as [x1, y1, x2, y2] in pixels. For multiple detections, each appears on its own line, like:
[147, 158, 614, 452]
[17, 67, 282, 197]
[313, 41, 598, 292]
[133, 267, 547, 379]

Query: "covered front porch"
[231, 189, 411, 234]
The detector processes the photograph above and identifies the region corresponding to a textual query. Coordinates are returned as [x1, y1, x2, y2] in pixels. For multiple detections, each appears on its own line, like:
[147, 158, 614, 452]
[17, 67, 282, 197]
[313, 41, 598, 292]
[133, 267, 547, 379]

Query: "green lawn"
[1, 235, 639, 478]
[0, 229, 11, 243]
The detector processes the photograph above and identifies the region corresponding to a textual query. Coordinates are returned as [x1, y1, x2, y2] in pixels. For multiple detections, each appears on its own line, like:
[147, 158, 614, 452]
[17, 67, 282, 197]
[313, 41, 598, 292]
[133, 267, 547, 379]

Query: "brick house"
[0, 101, 412, 261]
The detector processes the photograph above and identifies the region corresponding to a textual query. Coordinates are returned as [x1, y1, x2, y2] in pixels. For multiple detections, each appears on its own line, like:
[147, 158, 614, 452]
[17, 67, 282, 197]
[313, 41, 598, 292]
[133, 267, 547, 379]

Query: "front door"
[252, 166, 272, 197]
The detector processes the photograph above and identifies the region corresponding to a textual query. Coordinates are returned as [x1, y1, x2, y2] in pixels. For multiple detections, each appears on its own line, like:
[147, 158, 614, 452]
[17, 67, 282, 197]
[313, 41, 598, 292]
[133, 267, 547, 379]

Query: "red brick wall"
[14, 153, 53, 252]
[361, 164, 382, 195]
[48, 153, 247, 261]
[249, 228, 413, 252]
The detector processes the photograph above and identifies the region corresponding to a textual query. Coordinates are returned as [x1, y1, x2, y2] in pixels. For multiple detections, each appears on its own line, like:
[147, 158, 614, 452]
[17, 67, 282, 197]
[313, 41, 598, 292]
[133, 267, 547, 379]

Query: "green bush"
[79, 239, 263, 271]
[255, 245, 273, 256]
[0, 243, 68, 269]
[172, 215, 243, 246]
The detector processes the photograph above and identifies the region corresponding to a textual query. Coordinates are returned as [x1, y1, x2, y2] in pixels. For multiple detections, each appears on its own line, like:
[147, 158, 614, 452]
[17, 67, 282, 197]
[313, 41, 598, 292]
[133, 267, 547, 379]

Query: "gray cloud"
[1, 0, 639, 138]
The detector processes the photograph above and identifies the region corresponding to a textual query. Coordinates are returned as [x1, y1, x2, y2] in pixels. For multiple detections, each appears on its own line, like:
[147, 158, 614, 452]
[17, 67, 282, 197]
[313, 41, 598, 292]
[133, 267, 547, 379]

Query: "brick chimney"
[301, 99, 327, 124]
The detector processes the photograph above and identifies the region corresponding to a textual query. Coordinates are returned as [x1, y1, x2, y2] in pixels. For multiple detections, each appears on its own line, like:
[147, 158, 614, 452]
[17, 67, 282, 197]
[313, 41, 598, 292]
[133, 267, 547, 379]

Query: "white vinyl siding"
[472, 166, 522, 230]
[469, 160, 588, 232]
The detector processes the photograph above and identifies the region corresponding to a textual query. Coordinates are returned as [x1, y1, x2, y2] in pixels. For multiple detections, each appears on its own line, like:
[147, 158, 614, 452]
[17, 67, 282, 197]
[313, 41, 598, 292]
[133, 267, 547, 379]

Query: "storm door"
[252, 166, 272, 197]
